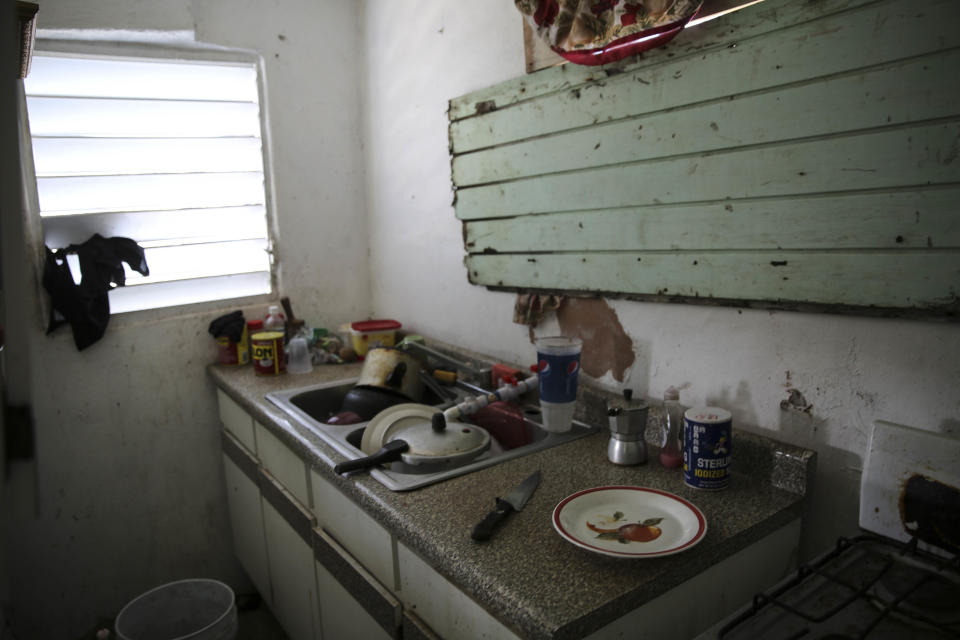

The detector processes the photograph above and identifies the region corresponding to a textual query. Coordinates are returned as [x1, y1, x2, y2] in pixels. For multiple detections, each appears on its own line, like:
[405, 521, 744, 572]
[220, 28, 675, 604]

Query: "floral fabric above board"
[515, 0, 703, 65]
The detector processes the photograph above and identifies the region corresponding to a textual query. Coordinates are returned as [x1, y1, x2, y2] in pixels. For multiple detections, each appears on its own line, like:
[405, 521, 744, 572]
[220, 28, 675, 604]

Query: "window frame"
[20, 34, 281, 323]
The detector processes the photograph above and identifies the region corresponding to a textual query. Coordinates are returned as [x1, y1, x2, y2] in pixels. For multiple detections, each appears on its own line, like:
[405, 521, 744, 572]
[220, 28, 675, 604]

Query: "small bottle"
[659, 386, 683, 468]
[263, 305, 285, 333]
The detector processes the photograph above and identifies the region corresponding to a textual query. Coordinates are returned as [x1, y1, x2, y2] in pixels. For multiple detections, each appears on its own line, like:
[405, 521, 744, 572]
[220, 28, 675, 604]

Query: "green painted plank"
[450, 0, 960, 153]
[453, 50, 960, 187]
[451, 0, 960, 316]
[447, 0, 877, 121]
[455, 121, 960, 220]
[465, 251, 960, 309]
[464, 187, 960, 252]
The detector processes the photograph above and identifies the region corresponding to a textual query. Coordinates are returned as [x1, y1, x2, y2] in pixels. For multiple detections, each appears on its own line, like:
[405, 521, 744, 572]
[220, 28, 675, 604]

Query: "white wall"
[361, 1, 960, 561]
[4, 1, 369, 638]
[193, 0, 372, 326]
[1, 3, 19, 634]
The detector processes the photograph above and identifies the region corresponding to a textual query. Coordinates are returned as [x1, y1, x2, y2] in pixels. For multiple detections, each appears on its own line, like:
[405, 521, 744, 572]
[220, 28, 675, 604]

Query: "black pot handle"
[386, 361, 407, 388]
[334, 440, 408, 474]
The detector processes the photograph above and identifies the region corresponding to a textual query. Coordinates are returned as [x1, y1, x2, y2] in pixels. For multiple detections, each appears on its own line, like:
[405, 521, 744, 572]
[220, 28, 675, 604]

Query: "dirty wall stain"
[555, 297, 634, 382]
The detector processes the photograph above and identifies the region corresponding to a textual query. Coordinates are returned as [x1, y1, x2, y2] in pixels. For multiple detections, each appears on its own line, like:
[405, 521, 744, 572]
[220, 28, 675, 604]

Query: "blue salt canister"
[683, 407, 732, 490]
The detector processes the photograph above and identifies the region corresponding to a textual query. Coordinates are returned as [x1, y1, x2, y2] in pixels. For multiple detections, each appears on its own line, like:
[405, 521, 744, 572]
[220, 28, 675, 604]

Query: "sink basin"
[267, 377, 597, 491]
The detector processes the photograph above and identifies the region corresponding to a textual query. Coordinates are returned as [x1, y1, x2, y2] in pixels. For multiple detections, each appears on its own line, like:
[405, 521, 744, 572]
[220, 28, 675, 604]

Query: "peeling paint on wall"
[781, 388, 813, 414]
[555, 297, 635, 382]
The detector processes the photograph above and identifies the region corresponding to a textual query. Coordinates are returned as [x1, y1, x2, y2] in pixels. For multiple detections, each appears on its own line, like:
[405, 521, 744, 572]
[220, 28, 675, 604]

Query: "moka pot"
[607, 389, 649, 465]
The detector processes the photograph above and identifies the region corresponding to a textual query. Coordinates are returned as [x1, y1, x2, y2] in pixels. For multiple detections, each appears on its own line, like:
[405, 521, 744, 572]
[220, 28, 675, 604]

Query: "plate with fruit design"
[552, 486, 707, 558]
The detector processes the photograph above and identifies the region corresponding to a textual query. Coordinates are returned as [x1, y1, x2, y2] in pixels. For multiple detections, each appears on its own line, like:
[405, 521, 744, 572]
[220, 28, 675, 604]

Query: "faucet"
[401, 341, 492, 386]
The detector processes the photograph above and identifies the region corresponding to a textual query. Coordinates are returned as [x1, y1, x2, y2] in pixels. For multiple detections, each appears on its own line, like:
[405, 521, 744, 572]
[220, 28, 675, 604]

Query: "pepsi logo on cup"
[537, 353, 581, 403]
[538, 360, 580, 375]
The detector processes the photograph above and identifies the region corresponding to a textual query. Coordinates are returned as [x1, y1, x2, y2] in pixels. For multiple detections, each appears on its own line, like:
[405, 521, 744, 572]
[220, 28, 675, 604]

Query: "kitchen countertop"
[209, 361, 815, 640]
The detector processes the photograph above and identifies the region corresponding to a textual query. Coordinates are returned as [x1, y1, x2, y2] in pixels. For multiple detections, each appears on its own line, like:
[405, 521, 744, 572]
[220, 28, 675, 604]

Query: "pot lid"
[360, 403, 439, 455]
[388, 414, 490, 464]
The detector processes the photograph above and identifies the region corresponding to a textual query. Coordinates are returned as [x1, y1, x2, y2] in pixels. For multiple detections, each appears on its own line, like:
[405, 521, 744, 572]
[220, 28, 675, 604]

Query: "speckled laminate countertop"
[208, 361, 815, 640]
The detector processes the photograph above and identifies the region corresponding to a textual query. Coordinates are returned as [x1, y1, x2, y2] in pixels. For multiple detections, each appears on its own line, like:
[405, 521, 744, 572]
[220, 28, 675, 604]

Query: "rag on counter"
[513, 292, 563, 326]
[43, 234, 149, 351]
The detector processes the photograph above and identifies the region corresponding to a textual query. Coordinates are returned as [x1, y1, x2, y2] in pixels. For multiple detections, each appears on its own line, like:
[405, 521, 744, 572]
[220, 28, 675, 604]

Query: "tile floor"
[236, 594, 288, 640]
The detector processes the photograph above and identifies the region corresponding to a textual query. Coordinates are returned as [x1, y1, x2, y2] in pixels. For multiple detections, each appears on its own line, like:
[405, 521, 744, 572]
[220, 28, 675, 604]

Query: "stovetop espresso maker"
[606, 389, 649, 465]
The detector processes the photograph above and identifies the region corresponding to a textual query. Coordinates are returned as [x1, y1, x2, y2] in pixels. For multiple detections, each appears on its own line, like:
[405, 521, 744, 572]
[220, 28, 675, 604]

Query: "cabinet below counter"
[209, 362, 814, 640]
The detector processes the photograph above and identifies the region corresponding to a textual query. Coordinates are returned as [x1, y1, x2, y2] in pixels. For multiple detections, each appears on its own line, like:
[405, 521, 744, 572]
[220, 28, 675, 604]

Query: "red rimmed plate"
[552, 486, 707, 558]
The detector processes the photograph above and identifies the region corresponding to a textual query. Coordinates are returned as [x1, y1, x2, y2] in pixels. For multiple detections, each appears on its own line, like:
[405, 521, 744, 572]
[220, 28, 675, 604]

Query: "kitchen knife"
[471, 470, 541, 541]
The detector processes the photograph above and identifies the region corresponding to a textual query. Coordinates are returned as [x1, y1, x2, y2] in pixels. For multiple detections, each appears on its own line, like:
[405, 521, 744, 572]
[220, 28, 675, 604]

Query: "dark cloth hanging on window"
[43, 234, 149, 351]
[208, 310, 246, 343]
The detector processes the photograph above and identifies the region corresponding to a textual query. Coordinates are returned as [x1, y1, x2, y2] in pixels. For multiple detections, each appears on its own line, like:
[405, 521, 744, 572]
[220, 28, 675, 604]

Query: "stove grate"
[719, 534, 960, 639]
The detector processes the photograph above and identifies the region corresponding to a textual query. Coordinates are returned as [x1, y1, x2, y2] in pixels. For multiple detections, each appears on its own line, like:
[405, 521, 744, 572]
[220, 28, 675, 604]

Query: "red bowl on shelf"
[521, 0, 704, 67]
[553, 10, 699, 66]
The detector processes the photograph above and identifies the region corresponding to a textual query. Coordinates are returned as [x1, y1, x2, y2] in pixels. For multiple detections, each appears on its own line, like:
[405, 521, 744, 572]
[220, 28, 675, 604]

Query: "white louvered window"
[23, 48, 274, 314]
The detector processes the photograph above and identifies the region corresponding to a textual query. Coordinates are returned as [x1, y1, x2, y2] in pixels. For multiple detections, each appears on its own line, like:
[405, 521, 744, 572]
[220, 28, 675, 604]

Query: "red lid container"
[350, 319, 401, 332]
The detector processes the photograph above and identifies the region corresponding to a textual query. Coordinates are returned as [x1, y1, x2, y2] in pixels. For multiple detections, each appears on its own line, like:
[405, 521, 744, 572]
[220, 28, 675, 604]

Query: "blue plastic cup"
[535, 336, 582, 432]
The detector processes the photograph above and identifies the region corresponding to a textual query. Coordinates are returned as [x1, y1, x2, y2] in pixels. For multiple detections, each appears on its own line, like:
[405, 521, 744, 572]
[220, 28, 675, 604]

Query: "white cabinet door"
[315, 559, 394, 640]
[256, 421, 311, 508]
[221, 435, 271, 606]
[312, 525, 402, 639]
[397, 542, 520, 640]
[261, 470, 320, 640]
[218, 389, 257, 452]
[310, 469, 396, 593]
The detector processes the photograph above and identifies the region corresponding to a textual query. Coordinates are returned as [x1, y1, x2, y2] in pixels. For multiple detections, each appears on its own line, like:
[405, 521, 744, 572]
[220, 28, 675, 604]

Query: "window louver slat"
[25, 50, 273, 313]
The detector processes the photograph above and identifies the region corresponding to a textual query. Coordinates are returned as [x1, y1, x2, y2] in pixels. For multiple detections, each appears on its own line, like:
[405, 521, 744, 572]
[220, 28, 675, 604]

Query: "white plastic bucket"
[115, 579, 237, 640]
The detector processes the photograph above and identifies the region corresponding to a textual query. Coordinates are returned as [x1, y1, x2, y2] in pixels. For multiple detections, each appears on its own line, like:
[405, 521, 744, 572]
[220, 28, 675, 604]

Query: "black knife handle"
[334, 440, 408, 474]
[471, 498, 515, 541]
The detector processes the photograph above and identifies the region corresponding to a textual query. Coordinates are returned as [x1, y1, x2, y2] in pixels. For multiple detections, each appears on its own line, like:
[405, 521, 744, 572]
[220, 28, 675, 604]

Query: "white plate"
[360, 403, 439, 455]
[552, 486, 707, 558]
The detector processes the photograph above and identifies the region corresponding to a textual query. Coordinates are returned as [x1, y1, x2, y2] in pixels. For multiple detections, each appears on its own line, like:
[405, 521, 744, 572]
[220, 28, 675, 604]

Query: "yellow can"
[251, 331, 285, 375]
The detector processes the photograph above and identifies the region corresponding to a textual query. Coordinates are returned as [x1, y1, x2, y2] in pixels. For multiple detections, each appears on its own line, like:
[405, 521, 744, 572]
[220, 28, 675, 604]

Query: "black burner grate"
[719, 534, 960, 639]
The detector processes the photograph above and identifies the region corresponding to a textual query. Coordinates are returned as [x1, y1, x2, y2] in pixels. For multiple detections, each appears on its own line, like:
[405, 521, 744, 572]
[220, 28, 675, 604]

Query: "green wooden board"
[448, 0, 882, 121]
[453, 50, 960, 187]
[449, 0, 960, 317]
[465, 251, 960, 310]
[450, 0, 958, 151]
[464, 188, 960, 252]
[456, 122, 960, 219]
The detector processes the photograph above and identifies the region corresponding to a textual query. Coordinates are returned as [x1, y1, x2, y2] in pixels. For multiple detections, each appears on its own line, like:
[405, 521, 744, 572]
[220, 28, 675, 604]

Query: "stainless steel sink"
[266, 377, 597, 491]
